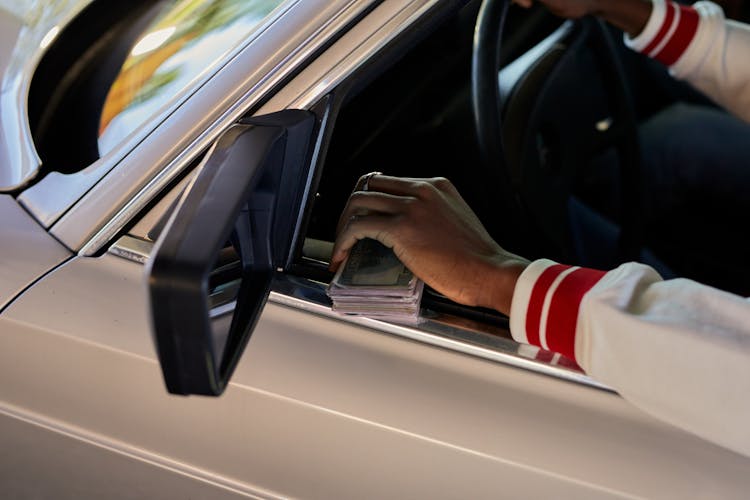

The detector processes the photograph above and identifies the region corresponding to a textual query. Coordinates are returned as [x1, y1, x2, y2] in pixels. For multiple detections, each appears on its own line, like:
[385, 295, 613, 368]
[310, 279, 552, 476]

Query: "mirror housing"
[146, 110, 316, 396]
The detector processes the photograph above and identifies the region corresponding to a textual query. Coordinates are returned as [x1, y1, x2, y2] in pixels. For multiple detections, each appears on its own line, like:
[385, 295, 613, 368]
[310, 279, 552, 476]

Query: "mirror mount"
[147, 110, 316, 396]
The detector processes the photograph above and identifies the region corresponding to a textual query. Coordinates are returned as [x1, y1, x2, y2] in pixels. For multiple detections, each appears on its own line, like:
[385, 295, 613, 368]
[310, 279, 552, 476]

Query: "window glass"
[98, 0, 284, 156]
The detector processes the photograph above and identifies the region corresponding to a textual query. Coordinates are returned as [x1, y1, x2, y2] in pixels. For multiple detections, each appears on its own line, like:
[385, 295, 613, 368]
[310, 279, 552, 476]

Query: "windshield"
[98, 0, 283, 156]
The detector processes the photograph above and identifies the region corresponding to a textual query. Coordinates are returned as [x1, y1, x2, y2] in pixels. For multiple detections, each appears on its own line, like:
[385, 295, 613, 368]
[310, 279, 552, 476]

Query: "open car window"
[117, 1, 610, 396]
[118, 0, 737, 397]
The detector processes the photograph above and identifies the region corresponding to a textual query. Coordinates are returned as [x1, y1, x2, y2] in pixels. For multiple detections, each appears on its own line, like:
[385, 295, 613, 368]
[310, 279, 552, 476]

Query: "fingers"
[353, 171, 383, 192]
[335, 175, 458, 236]
[351, 173, 458, 198]
[330, 175, 462, 271]
[512, 0, 534, 7]
[330, 214, 399, 271]
[364, 175, 459, 198]
[335, 191, 415, 236]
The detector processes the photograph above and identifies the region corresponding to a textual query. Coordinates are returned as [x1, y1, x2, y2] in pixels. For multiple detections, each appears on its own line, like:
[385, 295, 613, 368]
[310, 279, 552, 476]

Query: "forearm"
[528, 0, 750, 121]
[625, 1, 750, 122]
[481, 254, 529, 316]
[514, 0, 653, 35]
[591, 0, 653, 36]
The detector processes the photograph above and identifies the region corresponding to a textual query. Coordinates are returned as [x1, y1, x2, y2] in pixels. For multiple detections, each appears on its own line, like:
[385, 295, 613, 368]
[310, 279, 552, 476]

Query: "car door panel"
[147, 109, 316, 396]
[0, 195, 70, 310]
[2, 254, 749, 498]
[0, 411, 254, 500]
[3, 0, 749, 497]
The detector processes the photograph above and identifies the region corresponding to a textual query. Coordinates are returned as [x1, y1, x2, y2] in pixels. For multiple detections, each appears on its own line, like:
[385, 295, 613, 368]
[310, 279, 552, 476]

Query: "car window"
[98, 0, 283, 156]
[291, 4, 594, 378]
[28, 0, 285, 174]
[119, 1, 592, 389]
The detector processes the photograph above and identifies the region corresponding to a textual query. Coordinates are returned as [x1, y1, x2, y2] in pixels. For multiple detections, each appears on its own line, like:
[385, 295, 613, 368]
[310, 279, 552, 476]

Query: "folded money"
[328, 238, 424, 324]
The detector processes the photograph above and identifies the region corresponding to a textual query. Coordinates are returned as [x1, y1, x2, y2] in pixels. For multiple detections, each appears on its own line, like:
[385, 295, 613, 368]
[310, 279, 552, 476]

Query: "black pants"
[637, 102, 750, 296]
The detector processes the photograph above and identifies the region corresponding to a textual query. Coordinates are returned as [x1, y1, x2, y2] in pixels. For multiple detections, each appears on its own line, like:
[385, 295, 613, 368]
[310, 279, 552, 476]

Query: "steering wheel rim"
[472, 0, 644, 265]
[471, 0, 523, 245]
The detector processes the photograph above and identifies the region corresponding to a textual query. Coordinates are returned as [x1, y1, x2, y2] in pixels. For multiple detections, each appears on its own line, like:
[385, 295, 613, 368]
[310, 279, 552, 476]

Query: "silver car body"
[1, 1, 749, 498]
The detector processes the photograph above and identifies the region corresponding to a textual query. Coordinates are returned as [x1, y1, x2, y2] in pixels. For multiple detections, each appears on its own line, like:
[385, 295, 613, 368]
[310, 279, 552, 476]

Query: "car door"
[1, 0, 749, 498]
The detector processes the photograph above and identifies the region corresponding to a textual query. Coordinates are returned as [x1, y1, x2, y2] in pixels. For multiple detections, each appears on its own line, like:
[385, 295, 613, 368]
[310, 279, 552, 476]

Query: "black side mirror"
[146, 109, 316, 396]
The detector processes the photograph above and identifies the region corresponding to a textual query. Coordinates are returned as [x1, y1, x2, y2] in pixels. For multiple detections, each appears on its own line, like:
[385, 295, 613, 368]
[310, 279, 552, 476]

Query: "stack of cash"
[328, 238, 424, 324]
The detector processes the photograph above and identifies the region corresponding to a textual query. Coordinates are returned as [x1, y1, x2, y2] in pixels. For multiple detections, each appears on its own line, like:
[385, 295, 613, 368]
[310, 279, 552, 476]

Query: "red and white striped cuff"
[509, 259, 606, 363]
[626, 0, 700, 66]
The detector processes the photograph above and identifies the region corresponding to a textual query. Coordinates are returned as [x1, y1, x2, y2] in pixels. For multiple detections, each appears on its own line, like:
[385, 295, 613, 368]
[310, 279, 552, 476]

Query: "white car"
[1, 0, 748, 498]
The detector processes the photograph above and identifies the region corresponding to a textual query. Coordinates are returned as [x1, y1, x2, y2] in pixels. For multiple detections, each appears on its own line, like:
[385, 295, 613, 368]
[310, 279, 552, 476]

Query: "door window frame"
[108, 0, 608, 393]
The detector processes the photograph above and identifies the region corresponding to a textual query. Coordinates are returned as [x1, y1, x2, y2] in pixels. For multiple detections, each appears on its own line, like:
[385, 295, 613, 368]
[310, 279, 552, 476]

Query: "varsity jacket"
[508, 1, 750, 458]
[626, 0, 750, 122]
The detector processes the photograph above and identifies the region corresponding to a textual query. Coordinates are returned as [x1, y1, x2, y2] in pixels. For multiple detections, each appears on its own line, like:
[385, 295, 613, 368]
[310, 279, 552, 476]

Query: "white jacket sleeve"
[625, 0, 750, 122]
[509, 259, 750, 457]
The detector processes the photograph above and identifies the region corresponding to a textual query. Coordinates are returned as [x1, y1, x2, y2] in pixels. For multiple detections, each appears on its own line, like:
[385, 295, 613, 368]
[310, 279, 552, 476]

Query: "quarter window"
[98, 0, 283, 156]
[29, 0, 285, 174]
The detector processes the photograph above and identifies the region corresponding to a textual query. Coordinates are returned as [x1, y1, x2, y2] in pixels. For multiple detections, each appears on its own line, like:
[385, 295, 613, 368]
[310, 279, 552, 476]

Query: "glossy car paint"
[1, 0, 749, 498]
[0, 195, 69, 309]
[3, 254, 750, 498]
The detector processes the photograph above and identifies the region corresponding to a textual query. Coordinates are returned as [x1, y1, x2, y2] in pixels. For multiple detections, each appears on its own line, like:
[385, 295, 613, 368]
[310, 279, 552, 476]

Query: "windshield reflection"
[98, 0, 282, 156]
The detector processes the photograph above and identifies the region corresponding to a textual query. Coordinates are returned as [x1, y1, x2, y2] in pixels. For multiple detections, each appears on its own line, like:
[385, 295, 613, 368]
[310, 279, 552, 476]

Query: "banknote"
[328, 238, 424, 324]
[332, 238, 414, 288]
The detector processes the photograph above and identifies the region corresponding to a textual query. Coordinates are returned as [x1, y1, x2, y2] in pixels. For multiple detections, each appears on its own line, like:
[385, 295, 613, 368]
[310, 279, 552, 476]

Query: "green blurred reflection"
[98, 0, 284, 155]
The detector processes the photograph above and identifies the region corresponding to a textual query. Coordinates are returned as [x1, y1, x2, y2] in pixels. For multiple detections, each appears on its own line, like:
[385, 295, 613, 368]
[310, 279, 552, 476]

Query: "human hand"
[513, 0, 652, 36]
[330, 175, 530, 316]
[512, 0, 602, 19]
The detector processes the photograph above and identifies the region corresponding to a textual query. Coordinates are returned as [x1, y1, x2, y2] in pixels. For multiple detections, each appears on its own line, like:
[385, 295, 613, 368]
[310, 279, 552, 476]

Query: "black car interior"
[27, 0, 741, 327]
[302, 0, 704, 292]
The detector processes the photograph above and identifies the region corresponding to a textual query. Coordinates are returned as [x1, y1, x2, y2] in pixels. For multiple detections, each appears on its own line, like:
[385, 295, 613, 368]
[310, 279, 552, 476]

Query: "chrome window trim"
[271, 0, 443, 111]
[108, 235, 152, 264]
[108, 236, 610, 392]
[286, 97, 332, 269]
[269, 275, 611, 392]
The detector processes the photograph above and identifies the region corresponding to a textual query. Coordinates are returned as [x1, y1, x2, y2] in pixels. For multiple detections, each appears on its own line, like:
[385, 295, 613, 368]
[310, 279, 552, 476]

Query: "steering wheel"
[472, 0, 643, 267]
